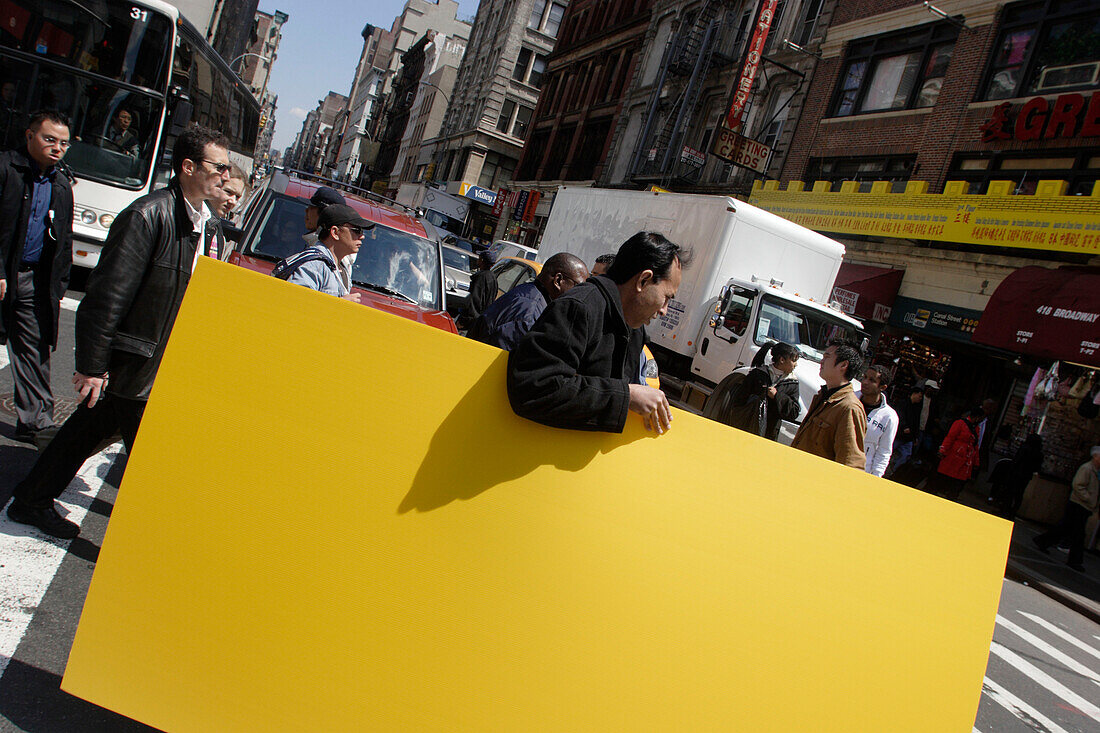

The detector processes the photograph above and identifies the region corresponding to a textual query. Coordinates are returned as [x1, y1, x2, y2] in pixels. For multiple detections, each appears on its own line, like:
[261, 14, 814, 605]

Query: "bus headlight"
[99, 213, 114, 228]
[81, 210, 97, 225]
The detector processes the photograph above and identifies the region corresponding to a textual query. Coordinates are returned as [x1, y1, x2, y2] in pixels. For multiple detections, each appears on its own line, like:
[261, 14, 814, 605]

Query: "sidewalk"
[955, 484, 1100, 624]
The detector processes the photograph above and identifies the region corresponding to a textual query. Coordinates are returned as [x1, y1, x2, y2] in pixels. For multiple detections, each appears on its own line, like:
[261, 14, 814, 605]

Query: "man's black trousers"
[14, 394, 146, 509]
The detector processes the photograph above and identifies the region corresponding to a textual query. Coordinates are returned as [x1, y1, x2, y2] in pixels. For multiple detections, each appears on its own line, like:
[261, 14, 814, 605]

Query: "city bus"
[0, 0, 260, 270]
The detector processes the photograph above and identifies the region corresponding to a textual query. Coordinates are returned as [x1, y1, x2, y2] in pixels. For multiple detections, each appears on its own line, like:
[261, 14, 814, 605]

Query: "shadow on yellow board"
[62, 258, 1011, 732]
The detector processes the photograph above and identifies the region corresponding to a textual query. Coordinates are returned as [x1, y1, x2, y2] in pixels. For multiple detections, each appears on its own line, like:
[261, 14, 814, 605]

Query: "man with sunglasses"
[0, 110, 74, 444]
[7, 124, 230, 539]
[274, 203, 371, 302]
[468, 252, 588, 351]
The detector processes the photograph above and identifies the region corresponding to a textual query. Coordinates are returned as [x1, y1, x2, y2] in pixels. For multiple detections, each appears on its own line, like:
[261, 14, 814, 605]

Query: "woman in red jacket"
[930, 406, 983, 501]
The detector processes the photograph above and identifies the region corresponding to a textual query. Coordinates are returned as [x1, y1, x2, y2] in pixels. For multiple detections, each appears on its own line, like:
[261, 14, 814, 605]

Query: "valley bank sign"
[459, 182, 498, 207]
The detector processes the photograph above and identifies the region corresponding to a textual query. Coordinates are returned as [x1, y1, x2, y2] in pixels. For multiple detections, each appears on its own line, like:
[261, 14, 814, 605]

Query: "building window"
[806, 155, 916, 190]
[512, 48, 549, 88]
[948, 149, 1099, 195]
[496, 100, 535, 139]
[794, 0, 825, 45]
[830, 23, 957, 117]
[479, 151, 517, 188]
[983, 0, 1100, 100]
[530, 0, 567, 37]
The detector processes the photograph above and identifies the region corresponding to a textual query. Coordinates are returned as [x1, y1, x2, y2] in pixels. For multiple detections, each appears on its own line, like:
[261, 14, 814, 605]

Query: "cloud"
[288, 107, 308, 121]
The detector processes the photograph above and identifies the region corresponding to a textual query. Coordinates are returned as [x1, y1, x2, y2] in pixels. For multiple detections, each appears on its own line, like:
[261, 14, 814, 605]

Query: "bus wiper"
[353, 281, 417, 305]
[60, 0, 109, 26]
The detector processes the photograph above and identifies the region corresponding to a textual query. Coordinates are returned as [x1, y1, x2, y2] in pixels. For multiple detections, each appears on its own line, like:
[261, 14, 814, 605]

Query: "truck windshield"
[755, 296, 861, 362]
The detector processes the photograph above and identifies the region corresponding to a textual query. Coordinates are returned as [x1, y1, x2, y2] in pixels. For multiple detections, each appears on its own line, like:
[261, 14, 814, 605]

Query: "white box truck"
[536, 186, 866, 442]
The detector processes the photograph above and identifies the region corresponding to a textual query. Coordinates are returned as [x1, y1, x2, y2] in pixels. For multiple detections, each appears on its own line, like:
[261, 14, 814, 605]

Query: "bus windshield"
[754, 296, 862, 362]
[1, 0, 173, 90]
[0, 0, 173, 186]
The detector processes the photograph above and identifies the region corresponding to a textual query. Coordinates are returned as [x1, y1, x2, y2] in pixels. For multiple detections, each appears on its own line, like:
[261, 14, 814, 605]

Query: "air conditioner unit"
[1035, 61, 1100, 91]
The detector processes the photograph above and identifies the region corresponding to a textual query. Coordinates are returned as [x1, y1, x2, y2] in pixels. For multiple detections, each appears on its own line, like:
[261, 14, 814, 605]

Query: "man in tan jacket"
[791, 339, 867, 470]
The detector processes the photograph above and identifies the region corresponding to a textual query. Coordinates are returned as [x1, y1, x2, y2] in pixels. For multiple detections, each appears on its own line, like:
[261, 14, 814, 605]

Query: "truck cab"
[681, 277, 866, 442]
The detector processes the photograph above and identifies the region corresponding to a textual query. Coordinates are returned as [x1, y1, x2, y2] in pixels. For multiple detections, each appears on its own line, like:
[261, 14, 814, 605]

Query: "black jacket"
[0, 148, 73, 348]
[75, 179, 222, 400]
[461, 268, 497, 324]
[718, 366, 800, 440]
[507, 275, 644, 432]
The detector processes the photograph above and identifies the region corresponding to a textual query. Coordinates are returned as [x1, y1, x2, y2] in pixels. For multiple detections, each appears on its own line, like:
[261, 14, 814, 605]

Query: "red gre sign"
[724, 0, 778, 131]
[980, 91, 1100, 143]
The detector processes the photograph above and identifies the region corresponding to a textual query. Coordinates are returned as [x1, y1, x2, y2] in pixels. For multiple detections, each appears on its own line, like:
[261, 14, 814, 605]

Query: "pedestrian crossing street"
[0, 297, 79, 373]
[976, 607, 1100, 732]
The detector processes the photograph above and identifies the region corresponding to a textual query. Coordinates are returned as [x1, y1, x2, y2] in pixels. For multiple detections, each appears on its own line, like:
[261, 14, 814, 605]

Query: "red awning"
[830, 263, 904, 322]
[973, 266, 1100, 367]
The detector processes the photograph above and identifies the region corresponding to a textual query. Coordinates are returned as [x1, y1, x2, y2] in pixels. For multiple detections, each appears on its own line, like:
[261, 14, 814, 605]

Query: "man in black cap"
[303, 186, 345, 246]
[274, 204, 372, 302]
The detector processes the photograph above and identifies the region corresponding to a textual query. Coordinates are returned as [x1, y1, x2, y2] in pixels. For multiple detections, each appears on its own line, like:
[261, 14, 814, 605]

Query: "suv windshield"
[754, 296, 861, 362]
[352, 225, 441, 310]
[251, 194, 443, 311]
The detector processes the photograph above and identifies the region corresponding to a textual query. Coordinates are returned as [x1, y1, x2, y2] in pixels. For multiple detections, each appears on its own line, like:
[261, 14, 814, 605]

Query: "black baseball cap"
[317, 204, 374, 232]
[309, 186, 345, 209]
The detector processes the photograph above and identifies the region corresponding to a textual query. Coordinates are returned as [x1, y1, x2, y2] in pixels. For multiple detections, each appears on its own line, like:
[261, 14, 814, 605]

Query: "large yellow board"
[63, 259, 1011, 731]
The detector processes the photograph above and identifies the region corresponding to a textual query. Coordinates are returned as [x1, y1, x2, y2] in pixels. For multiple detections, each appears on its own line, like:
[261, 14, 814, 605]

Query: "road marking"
[981, 676, 1069, 733]
[0, 347, 7, 371]
[997, 614, 1100, 687]
[988, 641, 1100, 724]
[1019, 612, 1100, 663]
[60, 296, 81, 312]
[0, 444, 121, 680]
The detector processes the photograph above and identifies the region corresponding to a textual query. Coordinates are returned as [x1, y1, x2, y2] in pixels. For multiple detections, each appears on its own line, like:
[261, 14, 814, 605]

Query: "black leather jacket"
[0, 148, 73, 348]
[76, 179, 221, 400]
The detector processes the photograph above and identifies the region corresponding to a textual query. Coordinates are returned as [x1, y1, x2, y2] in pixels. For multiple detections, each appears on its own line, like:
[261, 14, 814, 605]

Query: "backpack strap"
[272, 249, 337, 281]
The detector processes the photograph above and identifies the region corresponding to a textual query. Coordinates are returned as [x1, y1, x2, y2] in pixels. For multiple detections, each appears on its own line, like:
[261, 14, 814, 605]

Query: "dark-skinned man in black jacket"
[7, 124, 230, 539]
[507, 231, 688, 435]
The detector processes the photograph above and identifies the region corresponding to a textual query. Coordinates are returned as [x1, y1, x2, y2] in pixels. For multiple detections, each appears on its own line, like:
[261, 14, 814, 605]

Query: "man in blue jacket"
[468, 252, 588, 351]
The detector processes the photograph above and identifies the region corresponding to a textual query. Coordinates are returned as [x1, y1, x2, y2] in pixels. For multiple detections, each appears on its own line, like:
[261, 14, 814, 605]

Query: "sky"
[263, 0, 482, 153]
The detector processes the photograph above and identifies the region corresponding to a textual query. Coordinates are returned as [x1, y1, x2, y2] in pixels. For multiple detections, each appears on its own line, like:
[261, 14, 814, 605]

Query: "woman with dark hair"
[711, 341, 801, 440]
[931, 406, 984, 501]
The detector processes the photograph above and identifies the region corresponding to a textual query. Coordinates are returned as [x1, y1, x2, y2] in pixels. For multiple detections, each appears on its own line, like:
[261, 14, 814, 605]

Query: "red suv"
[227, 172, 457, 333]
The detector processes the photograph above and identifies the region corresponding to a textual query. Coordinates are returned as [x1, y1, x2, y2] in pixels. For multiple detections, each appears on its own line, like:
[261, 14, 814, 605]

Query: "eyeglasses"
[342, 225, 364, 237]
[201, 159, 231, 174]
[39, 134, 70, 149]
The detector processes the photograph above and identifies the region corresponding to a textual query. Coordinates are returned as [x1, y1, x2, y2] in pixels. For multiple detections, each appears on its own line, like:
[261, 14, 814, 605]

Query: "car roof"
[495, 256, 541, 272]
[273, 174, 432, 240]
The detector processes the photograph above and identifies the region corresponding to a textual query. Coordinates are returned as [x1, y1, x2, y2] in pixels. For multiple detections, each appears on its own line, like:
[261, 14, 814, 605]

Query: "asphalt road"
[1, 289, 1098, 731]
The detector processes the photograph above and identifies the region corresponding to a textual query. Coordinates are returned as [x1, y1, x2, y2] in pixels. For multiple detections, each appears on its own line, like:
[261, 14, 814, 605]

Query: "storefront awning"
[972, 266, 1100, 368]
[831, 263, 904, 322]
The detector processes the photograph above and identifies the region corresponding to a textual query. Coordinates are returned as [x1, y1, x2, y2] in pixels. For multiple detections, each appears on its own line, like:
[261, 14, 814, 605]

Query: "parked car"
[442, 244, 477, 315]
[442, 234, 486, 255]
[486, 239, 538, 261]
[490, 256, 540, 299]
[227, 171, 456, 333]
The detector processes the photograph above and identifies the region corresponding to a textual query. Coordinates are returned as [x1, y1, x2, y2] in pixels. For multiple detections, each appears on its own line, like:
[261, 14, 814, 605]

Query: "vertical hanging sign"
[724, 0, 778, 132]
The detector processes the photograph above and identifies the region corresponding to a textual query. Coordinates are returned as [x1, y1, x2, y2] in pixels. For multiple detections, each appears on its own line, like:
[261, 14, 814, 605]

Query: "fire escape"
[630, 0, 743, 186]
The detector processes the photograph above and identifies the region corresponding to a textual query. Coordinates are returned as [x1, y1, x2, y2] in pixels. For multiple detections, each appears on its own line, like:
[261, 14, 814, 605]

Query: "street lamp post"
[228, 52, 268, 79]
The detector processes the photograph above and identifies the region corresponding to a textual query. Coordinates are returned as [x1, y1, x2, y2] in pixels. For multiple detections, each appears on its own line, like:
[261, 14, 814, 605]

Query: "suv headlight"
[80, 210, 97, 225]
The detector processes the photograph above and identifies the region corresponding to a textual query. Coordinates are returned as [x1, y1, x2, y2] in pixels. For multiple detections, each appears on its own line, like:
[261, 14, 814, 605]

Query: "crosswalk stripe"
[981, 676, 1069, 733]
[60, 296, 80, 312]
[0, 445, 120, 680]
[1019, 611, 1100, 663]
[0, 347, 7, 371]
[989, 641, 1100, 723]
[997, 614, 1100, 686]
